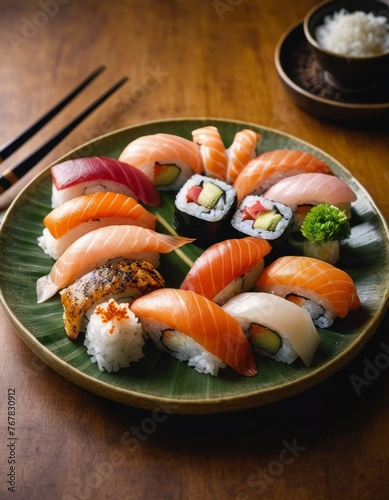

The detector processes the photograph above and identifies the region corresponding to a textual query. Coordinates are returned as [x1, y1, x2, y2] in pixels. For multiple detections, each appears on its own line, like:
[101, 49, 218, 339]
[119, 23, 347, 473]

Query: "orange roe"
[94, 300, 130, 334]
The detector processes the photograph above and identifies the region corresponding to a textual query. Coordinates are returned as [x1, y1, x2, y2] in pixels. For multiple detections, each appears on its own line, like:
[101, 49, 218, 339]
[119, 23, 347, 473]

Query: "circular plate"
[0, 118, 388, 414]
[275, 21, 389, 121]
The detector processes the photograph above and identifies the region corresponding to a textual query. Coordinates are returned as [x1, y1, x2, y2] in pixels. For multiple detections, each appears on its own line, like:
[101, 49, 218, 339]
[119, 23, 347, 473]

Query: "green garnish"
[301, 204, 351, 242]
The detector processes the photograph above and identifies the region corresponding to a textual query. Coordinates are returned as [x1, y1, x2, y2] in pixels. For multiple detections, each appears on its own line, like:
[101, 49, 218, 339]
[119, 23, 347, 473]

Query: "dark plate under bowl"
[274, 21, 389, 121]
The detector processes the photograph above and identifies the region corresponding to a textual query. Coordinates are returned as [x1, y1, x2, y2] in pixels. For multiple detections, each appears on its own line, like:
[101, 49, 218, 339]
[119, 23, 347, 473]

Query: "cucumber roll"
[231, 195, 293, 253]
[173, 174, 237, 247]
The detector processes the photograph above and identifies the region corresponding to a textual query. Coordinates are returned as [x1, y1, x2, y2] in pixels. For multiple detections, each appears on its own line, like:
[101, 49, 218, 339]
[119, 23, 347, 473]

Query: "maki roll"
[222, 292, 320, 367]
[230, 195, 293, 253]
[173, 174, 237, 247]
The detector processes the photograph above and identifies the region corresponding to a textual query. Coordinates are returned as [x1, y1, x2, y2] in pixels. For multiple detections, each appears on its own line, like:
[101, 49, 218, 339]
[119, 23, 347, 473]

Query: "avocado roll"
[173, 174, 237, 247]
[230, 195, 293, 253]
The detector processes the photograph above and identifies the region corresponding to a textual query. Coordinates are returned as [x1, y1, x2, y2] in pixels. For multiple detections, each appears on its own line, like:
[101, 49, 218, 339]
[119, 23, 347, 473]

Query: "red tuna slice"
[51, 156, 160, 206]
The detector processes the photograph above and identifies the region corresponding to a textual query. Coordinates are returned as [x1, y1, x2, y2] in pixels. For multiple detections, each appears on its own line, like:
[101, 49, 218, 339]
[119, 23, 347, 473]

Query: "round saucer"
[274, 21, 389, 121]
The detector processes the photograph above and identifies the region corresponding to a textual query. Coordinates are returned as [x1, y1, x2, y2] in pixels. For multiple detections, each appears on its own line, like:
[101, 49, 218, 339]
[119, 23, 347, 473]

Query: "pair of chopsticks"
[0, 65, 128, 194]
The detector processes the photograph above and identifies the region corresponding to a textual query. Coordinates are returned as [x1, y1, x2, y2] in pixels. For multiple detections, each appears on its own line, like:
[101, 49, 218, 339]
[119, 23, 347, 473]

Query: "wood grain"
[0, 1, 388, 499]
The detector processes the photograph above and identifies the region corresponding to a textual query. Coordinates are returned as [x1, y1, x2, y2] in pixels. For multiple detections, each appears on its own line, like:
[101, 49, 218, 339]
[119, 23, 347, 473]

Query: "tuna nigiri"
[51, 156, 160, 207]
[191, 126, 228, 181]
[180, 237, 271, 304]
[222, 292, 320, 367]
[130, 288, 257, 376]
[119, 133, 203, 190]
[263, 173, 357, 210]
[226, 129, 260, 183]
[38, 192, 158, 259]
[255, 256, 361, 328]
[36, 226, 194, 303]
[233, 149, 332, 202]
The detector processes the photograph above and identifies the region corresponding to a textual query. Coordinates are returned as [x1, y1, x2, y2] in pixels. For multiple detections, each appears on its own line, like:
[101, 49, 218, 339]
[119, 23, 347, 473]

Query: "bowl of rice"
[303, 0, 389, 91]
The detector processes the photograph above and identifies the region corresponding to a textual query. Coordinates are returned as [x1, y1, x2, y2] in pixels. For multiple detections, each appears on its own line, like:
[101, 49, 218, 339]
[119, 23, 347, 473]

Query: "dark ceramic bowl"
[303, 0, 389, 92]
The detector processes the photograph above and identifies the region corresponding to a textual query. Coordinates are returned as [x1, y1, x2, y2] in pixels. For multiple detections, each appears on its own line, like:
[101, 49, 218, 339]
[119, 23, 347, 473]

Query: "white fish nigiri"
[222, 292, 320, 367]
[36, 226, 193, 303]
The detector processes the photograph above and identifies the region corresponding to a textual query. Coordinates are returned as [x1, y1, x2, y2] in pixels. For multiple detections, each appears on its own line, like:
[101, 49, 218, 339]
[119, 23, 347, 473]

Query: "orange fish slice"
[131, 288, 258, 376]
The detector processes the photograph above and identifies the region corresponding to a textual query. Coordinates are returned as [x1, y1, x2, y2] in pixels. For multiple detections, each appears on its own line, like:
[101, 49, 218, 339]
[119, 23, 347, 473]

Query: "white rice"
[84, 299, 145, 372]
[213, 260, 265, 305]
[286, 295, 335, 328]
[315, 9, 389, 57]
[140, 317, 226, 376]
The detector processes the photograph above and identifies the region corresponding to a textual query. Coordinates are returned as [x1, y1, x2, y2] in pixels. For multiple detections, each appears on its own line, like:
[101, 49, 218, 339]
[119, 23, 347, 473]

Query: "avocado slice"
[197, 181, 224, 209]
[154, 163, 181, 186]
[253, 210, 282, 231]
[248, 323, 282, 355]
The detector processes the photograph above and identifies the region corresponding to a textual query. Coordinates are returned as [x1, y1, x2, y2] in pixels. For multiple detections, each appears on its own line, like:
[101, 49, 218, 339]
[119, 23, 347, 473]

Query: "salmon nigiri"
[36, 226, 194, 303]
[38, 192, 158, 259]
[226, 129, 261, 183]
[119, 133, 203, 190]
[255, 256, 361, 328]
[51, 156, 160, 207]
[233, 149, 332, 202]
[130, 288, 258, 376]
[191, 126, 228, 181]
[263, 173, 357, 209]
[180, 237, 271, 304]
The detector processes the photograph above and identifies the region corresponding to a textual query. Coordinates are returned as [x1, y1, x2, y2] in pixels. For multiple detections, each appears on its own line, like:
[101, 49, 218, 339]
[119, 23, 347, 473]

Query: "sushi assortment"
[34, 124, 362, 378]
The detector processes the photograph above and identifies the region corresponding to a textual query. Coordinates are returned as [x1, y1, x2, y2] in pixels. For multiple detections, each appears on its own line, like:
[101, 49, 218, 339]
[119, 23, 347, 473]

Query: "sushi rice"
[140, 317, 226, 376]
[213, 260, 264, 305]
[84, 299, 145, 372]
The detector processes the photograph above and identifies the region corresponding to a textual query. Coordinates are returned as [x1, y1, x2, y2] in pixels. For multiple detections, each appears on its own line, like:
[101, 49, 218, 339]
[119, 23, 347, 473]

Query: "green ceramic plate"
[1, 118, 388, 414]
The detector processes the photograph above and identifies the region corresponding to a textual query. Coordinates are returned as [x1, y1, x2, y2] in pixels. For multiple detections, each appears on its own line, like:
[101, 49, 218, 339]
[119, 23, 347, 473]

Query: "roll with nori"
[173, 174, 237, 247]
[230, 195, 293, 253]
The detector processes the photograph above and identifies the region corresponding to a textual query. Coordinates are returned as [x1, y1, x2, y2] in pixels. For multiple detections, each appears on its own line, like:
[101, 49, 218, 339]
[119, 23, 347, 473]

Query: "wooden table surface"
[1, 1, 388, 499]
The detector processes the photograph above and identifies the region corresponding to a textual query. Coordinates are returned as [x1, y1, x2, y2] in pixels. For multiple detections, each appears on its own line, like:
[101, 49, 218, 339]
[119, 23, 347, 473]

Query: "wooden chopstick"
[0, 75, 129, 195]
[0, 65, 106, 164]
